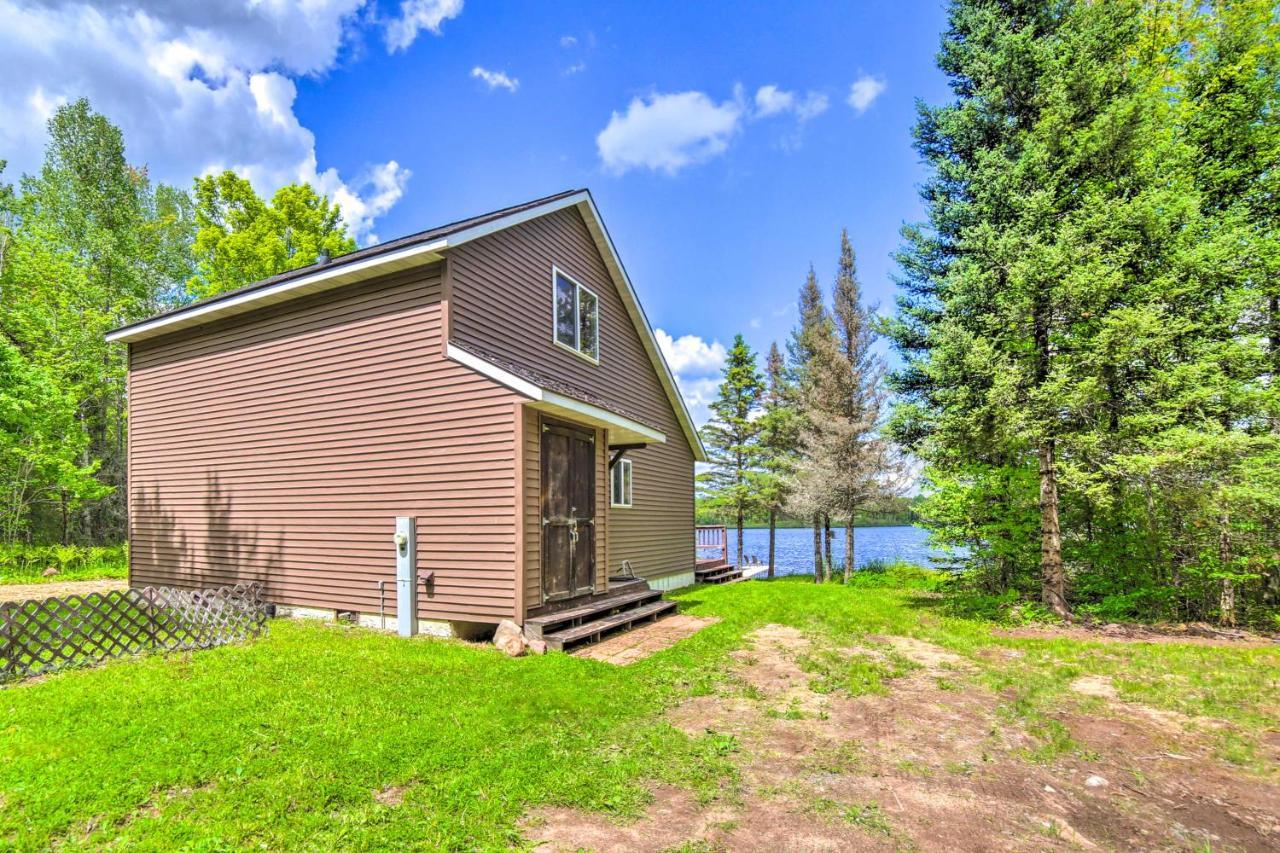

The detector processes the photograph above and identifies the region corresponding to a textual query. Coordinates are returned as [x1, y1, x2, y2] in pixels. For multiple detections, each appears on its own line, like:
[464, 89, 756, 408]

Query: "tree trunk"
[1039, 439, 1069, 618]
[823, 514, 833, 580]
[736, 504, 745, 571]
[767, 507, 777, 579]
[1219, 512, 1236, 627]
[812, 514, 823, 583]
[844, 517, 854, 583]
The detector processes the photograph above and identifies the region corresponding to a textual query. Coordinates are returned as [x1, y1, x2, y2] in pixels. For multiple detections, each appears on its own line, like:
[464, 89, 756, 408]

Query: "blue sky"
[1, 0, 951, 423]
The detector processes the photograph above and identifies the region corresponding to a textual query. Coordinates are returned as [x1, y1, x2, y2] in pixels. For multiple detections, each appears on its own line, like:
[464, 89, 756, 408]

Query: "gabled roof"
[106, 189, 706, 461]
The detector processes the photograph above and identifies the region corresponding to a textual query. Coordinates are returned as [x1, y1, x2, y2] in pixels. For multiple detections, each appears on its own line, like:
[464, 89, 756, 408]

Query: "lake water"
[717, 525, 945, 577]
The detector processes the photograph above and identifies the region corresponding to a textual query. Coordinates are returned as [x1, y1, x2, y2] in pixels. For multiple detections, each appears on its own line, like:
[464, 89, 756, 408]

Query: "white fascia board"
[443, 192, 590, 247]
[106, 240, 447, 343]
[539, 391, 666, 444]
[444, 343, 543, 399]
[444, 344, 665, 444]
[574, 196, 708, 462]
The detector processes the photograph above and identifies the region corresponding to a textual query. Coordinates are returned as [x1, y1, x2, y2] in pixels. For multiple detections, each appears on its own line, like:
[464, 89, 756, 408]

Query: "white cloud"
[754, 85, 828, 121]
[847, 74, 886, 114]
[563, 61, 587, 77]
[597, 90, 745, 175]
[559, 35, 578, 47]
[656, 329, 728, 427]
[384, 0, 464, 53]
[656, 329, 728, 375]
[0, 0, 427, 243]
[471, 66, 519, 92]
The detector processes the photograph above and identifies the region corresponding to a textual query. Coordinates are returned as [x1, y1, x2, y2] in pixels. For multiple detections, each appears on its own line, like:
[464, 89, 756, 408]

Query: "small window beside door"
[611, 458, 633, 508]
[553, 267, 600, 363]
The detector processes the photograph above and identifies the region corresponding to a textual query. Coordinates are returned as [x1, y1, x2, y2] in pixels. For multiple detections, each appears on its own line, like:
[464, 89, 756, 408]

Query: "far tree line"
[0, 99, 361, 546]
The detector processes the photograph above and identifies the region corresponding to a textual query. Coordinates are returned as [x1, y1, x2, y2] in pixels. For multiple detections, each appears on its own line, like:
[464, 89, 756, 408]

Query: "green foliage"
[0, 99, 360, 550]
[698, 334, 767, 557]
[0, 543, 127, 584]
[0, 340, 108, 542]
[188, 171, 357, 300]
[888, 0, 1280, 627]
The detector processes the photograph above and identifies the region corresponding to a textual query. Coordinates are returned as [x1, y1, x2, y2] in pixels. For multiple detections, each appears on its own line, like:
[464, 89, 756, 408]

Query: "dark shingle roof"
[110, 188, 586, 336]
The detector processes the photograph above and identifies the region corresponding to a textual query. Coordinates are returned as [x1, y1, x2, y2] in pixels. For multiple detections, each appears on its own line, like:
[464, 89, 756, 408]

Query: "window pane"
[612, 463, 623, 504]
[623, 460, 632, 505]
[578, 287, 598, 359]
[555, 274, 576, 348]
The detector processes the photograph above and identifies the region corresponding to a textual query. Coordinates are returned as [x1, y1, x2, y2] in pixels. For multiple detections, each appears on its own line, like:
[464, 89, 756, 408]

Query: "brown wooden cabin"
[107, 190, 706, 640]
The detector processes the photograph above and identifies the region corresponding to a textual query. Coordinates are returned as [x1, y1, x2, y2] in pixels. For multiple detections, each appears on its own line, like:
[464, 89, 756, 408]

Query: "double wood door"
[541, 420, 596, 602]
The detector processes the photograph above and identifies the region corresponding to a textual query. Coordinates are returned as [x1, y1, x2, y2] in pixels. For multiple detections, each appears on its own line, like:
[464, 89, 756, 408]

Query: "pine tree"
[785, 265, 838, 581]
[826, 229, 892, 581]
[758, 341, 802, 577]
[698, 334, 766, 566]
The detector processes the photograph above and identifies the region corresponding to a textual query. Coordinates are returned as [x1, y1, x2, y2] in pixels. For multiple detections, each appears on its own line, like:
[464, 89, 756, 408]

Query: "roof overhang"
[107, 189, 707, 462]
[446, 344, 664, 445]
[105, 241, 447, 343]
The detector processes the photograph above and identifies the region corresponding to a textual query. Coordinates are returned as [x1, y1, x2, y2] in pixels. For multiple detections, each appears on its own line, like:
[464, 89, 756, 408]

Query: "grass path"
[1, 577, 1276, 850]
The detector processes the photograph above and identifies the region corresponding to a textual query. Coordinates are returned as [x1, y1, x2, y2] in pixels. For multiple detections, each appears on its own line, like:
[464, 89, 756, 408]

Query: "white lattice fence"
[0, 582, 268, 682]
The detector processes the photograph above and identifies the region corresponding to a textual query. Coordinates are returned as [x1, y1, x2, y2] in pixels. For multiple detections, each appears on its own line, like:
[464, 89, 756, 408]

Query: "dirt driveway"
[0, 579, 127, 604]
[526, 625, 1279, 852]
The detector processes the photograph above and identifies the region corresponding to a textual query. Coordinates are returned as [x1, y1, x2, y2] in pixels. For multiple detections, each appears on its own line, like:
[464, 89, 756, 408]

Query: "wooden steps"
[524, 581, 677, 652]
[695, 560, 743, 584]
[541, 599, 677, 651]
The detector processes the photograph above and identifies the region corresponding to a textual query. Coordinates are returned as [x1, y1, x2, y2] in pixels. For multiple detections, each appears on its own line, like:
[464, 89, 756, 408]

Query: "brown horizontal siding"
[128, 264, 523, 622]
[450, 206, 694, 582]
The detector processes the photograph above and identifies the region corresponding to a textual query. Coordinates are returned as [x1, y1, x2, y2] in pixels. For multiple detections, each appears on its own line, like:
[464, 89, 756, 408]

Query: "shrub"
[0, 544, 128, 584]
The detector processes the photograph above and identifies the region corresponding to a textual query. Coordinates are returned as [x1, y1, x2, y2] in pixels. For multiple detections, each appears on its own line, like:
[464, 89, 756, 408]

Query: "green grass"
[1, 575, 1276, 849]
[0, 544, 128, 585]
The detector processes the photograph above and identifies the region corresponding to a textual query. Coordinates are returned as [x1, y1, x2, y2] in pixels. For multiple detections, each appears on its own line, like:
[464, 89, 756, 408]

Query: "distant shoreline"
[701, 521, 922, 531]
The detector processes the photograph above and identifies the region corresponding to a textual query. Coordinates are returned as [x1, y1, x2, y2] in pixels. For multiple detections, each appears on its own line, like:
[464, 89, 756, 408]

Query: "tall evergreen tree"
[757, 341, 802, 577]
[698, 334, 766, 566]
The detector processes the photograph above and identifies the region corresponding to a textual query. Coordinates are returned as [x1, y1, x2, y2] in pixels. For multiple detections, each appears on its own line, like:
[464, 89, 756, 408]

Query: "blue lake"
[716, 525, 947, 577]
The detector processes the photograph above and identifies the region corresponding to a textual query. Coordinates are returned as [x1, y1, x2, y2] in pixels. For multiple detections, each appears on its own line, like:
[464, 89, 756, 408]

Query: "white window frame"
[551, 265, 600, 365]
[611, 458, 633, 508]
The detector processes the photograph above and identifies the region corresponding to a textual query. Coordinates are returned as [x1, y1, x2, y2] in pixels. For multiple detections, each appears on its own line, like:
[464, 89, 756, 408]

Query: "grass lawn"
[1, 575, 1276, 850]
[0, 545, 128, 585]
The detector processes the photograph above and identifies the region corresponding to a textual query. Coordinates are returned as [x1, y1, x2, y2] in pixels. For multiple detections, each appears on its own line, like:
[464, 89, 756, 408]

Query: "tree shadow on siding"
[205, 471, 284, 598]
[132, 484, 191, 588]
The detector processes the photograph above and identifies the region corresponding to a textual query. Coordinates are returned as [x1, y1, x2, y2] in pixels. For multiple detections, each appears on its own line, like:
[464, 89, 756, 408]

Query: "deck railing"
[695, 524, 729, 565]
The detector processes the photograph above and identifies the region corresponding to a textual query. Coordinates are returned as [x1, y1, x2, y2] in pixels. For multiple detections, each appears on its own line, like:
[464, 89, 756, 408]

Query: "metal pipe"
[377, 580, 389, 630]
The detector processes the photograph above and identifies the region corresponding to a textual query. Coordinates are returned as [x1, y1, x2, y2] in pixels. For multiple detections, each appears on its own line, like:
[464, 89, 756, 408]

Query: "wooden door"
[541, 420, 597, 602]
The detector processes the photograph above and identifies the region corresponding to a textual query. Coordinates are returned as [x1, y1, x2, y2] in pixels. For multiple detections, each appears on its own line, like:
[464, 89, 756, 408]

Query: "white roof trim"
[444, 343, 665, 444]
[109, 189, 705, 461]
[571, 196, 707, 462]
[105, 240, 448, 343]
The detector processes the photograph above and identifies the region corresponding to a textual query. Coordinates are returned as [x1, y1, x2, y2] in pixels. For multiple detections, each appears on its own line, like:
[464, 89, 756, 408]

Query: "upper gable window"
[553, 267, 599, 363]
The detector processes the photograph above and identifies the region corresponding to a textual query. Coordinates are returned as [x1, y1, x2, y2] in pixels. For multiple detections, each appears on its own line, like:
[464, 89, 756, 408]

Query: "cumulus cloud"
[656, 329, 728, 426]
[754, 85, 828, 121]
[847, 74, 886, 114]
[597, 90, 745, 175]
[471, 66, 519, 92]
[0, 0, 437, 243]
[384, 0, 464, 53]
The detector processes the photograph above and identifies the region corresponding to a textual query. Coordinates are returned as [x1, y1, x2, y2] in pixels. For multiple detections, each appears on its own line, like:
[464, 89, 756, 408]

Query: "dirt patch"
[524, 625, 1280, 852]
[0, 578, 127, 603]
[1070, 675, 1119, 700]
[998, 622, 1278, 648]
[373, 783, 411, 807]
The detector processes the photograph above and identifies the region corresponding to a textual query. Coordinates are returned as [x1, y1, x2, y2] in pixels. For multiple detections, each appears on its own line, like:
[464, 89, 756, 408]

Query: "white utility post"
[394, 516, 417, 637]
